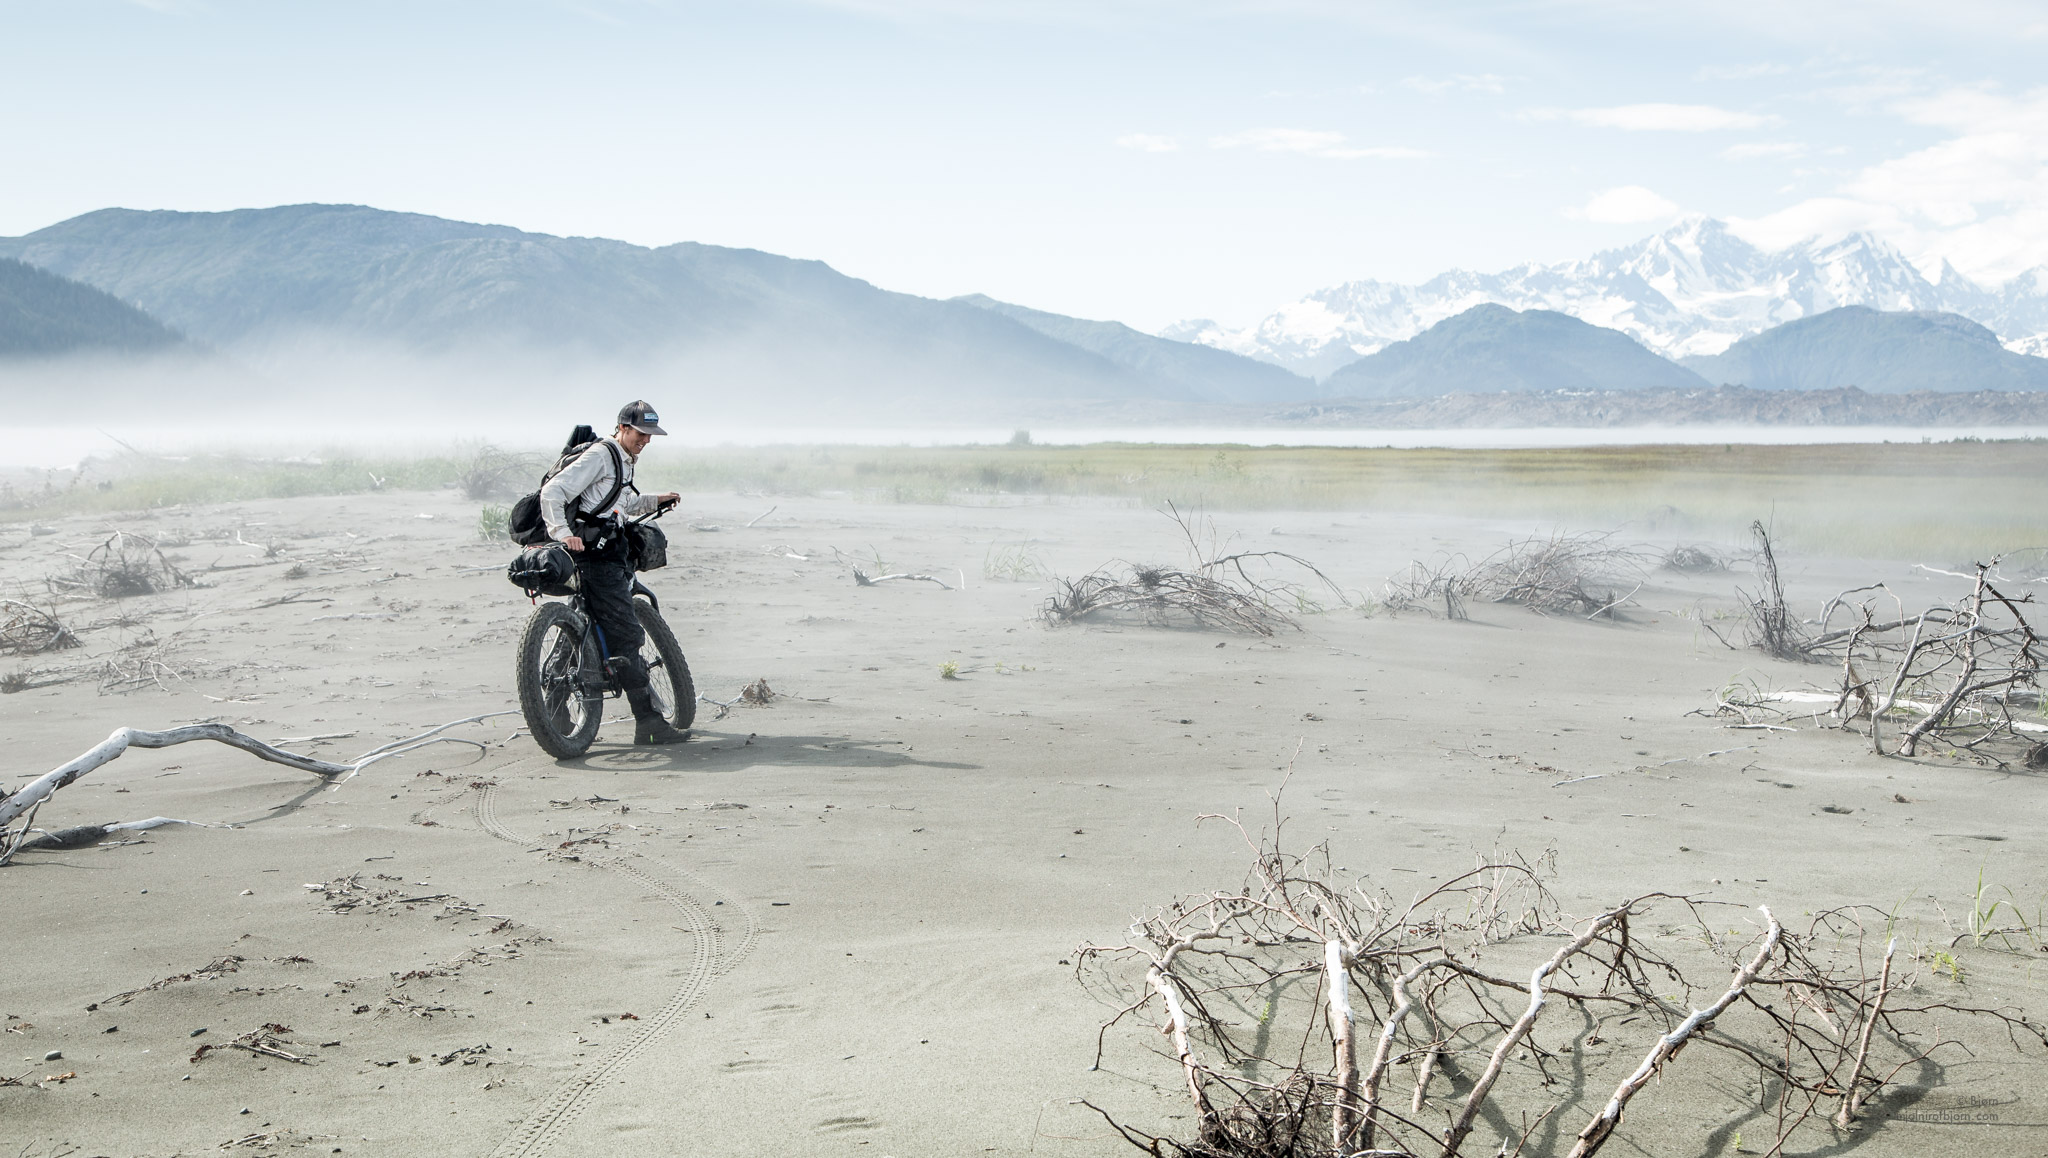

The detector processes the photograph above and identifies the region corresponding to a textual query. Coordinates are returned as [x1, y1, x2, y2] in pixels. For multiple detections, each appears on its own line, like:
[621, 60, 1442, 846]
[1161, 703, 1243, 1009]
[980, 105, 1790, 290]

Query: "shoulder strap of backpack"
[590, 441, 626, 517]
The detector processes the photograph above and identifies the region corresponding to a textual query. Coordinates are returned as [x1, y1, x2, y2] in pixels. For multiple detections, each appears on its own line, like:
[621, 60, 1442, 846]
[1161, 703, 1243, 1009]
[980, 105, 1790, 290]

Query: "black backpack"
[506, 425, 626, 547]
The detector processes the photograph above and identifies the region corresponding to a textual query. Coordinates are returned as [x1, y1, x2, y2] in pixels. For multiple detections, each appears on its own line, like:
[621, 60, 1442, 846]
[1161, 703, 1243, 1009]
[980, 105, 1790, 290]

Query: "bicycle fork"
[579, 614, 616, 698]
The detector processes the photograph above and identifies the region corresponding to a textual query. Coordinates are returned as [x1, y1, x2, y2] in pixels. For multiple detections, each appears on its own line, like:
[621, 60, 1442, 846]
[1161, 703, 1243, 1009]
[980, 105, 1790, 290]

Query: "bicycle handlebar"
[627, 497, 680, 526]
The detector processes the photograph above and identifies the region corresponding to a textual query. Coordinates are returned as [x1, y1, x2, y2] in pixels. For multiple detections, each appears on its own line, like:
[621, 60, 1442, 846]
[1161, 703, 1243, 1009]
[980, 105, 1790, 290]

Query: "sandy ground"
[3, 486, 2045, 1157]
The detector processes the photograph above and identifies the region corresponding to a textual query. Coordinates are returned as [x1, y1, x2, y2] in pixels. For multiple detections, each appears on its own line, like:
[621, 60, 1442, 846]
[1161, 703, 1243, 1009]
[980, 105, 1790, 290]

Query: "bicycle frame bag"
[506, 425, 624, 547]
[629, 522, 668, 571]
[507, 543, 578, 597]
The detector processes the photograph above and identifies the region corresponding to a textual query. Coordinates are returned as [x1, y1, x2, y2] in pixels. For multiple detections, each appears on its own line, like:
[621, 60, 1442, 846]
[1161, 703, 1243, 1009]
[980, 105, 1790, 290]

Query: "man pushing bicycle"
[539, 399, 689, 745]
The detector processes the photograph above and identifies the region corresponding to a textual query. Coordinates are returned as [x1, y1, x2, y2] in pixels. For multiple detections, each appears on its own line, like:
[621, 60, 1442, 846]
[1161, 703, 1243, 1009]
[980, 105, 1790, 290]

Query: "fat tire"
[517, 600, 603, 759]
[635, 598, 696, 731]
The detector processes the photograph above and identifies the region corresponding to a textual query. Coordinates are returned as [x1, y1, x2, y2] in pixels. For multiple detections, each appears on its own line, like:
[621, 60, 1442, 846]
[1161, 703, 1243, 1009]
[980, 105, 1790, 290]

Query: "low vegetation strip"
[4, 438, 2045, 561]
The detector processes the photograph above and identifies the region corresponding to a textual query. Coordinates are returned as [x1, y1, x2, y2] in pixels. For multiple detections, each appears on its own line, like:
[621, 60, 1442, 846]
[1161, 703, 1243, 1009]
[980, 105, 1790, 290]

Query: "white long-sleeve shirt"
[538, 438, 661, 543]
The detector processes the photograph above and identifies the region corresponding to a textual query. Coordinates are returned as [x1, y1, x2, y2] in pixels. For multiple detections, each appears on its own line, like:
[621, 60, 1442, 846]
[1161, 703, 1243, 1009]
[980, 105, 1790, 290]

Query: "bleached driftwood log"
[852, 565, 953, 590]
[1322, 937, 1360, 1150]
[0, 712, 517, 850]
[15, 816, 222, 851]
[0, 725, 348, 830]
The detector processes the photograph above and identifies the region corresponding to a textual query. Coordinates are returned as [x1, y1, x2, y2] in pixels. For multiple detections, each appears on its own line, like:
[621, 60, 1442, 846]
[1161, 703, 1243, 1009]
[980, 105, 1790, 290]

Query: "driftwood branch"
[1322, 938, 1360, 1152]
[1359, 957, 1447, 1150]
[1442, 904, 1631, 1156]
[1835, 936, 1895, 1129]
[1714, 553, 2042, 760]
[1078, 816, 2040, 1158]
[1566, 906, 1784, 1157]
[852, 566, 953, 590]
[0, 725, 351, 830]
[1, 712, 518, 856]
[3, 816, 223, 864]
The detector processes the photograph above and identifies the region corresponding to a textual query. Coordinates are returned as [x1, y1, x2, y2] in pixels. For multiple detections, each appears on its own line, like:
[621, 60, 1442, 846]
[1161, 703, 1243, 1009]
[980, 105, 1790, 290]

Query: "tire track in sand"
[472, 781, 758, 1158]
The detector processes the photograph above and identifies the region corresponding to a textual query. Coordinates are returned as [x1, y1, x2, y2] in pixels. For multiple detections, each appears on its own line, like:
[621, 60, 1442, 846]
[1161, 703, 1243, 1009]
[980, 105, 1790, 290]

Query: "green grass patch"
[0, 451, 468, 518]
[10, 439, 2046, 562]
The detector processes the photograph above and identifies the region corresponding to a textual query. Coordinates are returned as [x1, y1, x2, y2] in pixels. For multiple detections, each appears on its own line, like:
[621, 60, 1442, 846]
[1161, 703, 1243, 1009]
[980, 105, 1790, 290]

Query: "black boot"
[626, 686, 689, 745]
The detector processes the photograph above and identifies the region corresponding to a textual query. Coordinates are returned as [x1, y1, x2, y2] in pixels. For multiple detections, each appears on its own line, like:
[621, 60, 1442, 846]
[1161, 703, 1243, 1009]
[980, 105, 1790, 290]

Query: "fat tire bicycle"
[514, 524, 695, 759]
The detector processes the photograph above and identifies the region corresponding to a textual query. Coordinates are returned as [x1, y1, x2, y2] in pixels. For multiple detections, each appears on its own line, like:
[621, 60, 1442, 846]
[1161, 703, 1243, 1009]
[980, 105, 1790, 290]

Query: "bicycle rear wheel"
[635, 598, 696, 731]
[517, 601, 603, 759]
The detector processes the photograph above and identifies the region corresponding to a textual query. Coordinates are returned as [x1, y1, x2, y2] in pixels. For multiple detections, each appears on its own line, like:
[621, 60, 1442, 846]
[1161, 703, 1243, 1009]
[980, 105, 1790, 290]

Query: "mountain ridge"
[1323, 304, 1711, 398]
[952, 293, 1309, 405]
[0, 204, 1305, 415]
[5, 205, 2046, 421]
[0, 257, 188, 358]
[1172, 216, 2048, 379]
[1682, 306, 2048, 394]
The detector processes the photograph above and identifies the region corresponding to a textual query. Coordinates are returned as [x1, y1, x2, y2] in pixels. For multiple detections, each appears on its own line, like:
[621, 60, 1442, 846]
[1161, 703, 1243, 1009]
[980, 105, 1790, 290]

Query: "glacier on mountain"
[1165, 217, 2048, 380]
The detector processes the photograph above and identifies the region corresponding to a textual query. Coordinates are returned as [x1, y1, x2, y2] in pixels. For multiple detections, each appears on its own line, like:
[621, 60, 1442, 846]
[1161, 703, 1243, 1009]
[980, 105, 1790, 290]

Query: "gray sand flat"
[3, 489, 2044, 1156]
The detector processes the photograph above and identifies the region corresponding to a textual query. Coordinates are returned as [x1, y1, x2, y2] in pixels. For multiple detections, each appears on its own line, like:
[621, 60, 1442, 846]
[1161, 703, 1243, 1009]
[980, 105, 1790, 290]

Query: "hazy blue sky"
[5, 0, 2045, 329]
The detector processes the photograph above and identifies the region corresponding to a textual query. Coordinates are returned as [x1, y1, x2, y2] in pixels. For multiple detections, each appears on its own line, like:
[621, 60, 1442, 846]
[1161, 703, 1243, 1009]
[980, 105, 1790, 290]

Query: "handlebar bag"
[629, 522, 668, 572]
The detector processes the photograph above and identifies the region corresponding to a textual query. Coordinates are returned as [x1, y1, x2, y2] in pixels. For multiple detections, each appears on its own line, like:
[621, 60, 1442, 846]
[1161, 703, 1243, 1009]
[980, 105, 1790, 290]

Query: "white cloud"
[1536, 103, 1778, 131]
[1568, 185, 1682, 224]
[1210, 128, 1427, 160]
[1116, 133, 1180, 153]
[1731, 86, 2048, 284]
[1720, 141, 1807, 160]
[1402, 73, 1509, 95]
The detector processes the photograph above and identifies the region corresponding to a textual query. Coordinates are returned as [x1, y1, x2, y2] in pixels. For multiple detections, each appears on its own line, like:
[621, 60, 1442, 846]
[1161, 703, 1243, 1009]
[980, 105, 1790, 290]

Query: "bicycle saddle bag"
[507, 544, 578, 597]
[628, 522, 668, 572]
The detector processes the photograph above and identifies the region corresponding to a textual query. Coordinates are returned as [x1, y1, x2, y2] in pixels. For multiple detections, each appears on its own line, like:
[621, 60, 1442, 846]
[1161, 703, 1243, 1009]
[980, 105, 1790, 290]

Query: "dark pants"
[577, 542, 649, 694]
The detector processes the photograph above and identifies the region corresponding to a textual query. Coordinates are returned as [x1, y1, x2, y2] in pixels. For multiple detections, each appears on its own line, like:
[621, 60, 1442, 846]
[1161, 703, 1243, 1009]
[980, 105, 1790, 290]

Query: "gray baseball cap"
[618, 399, 668, 436]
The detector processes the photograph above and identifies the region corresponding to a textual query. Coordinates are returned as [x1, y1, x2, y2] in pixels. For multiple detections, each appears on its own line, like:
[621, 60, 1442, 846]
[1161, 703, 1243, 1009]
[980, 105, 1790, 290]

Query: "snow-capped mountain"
[1166, 217, 2048, 379]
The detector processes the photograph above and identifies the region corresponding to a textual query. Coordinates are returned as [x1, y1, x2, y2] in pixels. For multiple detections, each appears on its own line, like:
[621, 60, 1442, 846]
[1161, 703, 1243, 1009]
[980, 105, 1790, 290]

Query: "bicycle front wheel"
[517, 601, 603, 759]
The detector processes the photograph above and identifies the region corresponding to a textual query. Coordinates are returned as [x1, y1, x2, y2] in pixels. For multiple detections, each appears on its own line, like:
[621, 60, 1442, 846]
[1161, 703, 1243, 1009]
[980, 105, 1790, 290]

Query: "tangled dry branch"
[1077, 815, 2044, 1158]
[49, 532, 196, 600]
[1734, 522, 1806, 660]
[0, 598, 79, 656]
[1712, 552, 2043, 760]
[1044, 505, 1342, 635]
[1384, 532, 1649, 621]
[459, 444, 545, 501]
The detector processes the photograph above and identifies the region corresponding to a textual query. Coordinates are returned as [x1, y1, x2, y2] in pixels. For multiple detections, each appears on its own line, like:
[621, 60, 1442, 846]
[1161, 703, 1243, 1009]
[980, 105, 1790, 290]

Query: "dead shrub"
[1735, 521, 1806, 660]
[1385, 531, 1648, 620]
[460, 445, 544, 501]
[49, 532, 195, 600]
[1661, 543, 1731, 573]
[0, 598, 80, 655]
[1044, 505, 1341, 636]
